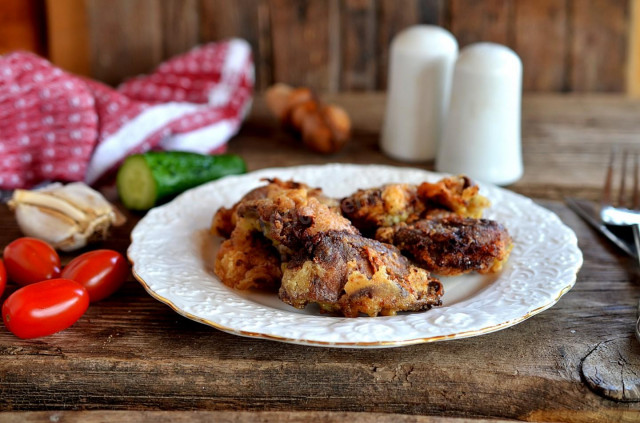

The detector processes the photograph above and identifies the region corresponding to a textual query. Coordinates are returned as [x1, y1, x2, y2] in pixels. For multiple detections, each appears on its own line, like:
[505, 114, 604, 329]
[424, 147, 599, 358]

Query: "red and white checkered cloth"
[0, 39, 254, 189]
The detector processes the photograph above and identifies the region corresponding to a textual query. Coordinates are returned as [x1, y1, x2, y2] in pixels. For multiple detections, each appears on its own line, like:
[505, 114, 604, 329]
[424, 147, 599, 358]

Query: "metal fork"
[599, 149, 640, 343]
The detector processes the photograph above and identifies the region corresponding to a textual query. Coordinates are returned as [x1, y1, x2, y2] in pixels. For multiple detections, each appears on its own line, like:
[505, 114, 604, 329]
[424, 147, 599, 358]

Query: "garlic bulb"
[8, 182, 125, 251]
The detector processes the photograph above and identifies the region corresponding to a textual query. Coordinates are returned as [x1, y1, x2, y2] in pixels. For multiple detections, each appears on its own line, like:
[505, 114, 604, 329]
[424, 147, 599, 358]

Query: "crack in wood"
[581, 337, 640, 402]
[0, 345, 64, 357]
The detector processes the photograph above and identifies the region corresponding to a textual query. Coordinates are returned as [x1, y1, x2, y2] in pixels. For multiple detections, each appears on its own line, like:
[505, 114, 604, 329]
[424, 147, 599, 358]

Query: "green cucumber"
[116, 151, 247, 210]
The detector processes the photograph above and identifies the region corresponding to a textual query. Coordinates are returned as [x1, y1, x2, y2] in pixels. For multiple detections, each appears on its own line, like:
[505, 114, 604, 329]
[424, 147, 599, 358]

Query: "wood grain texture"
[235, 92, 640, 201]
[627, 0, 640, 96]
[418, 0, 446, 25]
[45, 0, 90, 76]
[269, 0, 340, 92]
[449, 0, 513, 48]
[28, 0, 634, 93]
[374, 0, 445, 89]
[514, 0, 568, 92]
[570, 0, 630, 92]
[1, 199, 638, 421]
[376, 0, 422, 89]
[200, 0, 272, 90]
[516, 94, 640, 198]
[581, 337, 640, 402]
[256, 0, 274, 91]
[0, 0, 47, 56]
[2, 95, 640, 422]
[340, 0, 376, 91]
[86, 0, 163, 86]
[0, 411, 520, 423]
[161, 0, 199, 59]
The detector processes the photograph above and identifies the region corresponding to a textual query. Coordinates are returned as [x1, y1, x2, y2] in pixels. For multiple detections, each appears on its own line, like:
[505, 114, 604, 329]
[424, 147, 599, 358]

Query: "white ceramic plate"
[128, 164, 583, 348]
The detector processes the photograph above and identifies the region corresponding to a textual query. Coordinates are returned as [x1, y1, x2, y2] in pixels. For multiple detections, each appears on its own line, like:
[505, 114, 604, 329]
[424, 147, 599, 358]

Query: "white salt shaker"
[436, 42, 523, 185]
[381, 25, 458, 162]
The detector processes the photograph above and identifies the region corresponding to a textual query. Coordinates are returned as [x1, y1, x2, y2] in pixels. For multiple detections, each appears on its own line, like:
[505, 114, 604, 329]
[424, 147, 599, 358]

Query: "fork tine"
[618, 150, 628, 207]
[602, 148, 615, 206]
[634, 152, 640, 210]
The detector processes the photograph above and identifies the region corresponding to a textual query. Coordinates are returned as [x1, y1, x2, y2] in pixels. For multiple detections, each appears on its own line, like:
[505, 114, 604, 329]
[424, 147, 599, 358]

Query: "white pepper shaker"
[381, 25, 458, 162]
[436, 42, 523, 185]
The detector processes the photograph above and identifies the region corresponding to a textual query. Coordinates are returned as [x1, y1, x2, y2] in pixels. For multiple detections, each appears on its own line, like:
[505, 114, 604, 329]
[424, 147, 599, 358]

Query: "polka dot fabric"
[0, 53, 98, 189]
[0, 39, 254, 189]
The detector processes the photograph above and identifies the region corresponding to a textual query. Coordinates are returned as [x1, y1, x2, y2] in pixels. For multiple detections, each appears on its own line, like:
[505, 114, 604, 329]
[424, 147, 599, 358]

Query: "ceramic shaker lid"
[437, 42, 523, 185]
[381, 25, 458, 162]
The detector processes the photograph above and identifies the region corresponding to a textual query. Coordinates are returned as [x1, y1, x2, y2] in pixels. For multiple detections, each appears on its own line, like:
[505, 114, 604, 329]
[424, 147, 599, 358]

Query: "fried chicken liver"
[213, 178, 449, 317]
[213, 179, 338, 290]
[280, 231, 443, 317]
[236, 186, 357, 258]
[211, 178, 338, 238]
[231, 182, 443, 317]
[375, 215, 512, 276]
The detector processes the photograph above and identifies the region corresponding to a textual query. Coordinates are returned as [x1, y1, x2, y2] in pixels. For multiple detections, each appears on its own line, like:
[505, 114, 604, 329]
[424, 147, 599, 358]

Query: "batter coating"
[340, 175, 490, 235]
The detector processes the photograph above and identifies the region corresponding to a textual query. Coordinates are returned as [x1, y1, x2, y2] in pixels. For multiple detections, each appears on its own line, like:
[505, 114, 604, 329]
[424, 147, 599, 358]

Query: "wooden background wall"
[1, 0, 637, 93]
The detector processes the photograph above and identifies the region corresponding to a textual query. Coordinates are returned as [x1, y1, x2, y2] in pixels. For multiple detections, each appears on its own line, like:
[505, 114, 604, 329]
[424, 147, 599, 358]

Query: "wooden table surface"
[2, 93, 640, 423]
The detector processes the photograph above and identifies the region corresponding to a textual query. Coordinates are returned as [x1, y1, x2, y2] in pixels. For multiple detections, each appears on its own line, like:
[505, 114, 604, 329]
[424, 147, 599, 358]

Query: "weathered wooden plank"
[513, 0, 568, 92]
[515, 94, 640, 197]
[45, 0, 90, 76]
[200, 0, 272, 91]
[38, 0, 635, 94]
[627, 0, 640, 96]
[86, 0, 163, 85]
[256, 0, 274, 91]
[376, 0, 420, 89]
[161, 0, 199, 59]
[449, 0, 513, 48]
[245, 92, 640, 199]
[229, 92, 640, 200]
[269, 0, 340, 92]
[340, 0, 376, 91]
[569, 0, 629, 92]
[0, 411, 520, 423]
[418, 0, 446, 26]
[3, 94, 640, 421]
[582, 337, 640, 402]
[371, 0, 444, 90]
[1, 198, 639, 421]
[0, 0, 47, 56]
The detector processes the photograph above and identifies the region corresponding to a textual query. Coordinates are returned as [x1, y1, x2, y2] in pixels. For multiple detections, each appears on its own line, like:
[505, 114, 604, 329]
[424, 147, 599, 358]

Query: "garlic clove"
[8, 182, 125, 251]
[13, 204, 79, 245]
[49, 182, 115, 217]
[12, 189, 88, 223]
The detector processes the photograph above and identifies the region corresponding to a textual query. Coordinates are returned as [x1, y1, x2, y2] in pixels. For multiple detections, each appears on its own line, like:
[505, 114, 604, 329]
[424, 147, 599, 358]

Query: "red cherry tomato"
[61, 250, 129, 302]
[2, 278, 89, 339]
[0, 259, 6, 297]
[3, 237, 61, 286]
